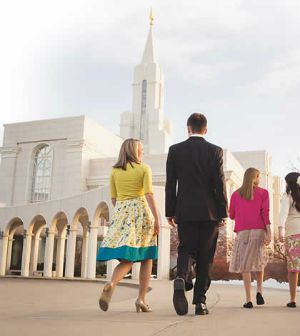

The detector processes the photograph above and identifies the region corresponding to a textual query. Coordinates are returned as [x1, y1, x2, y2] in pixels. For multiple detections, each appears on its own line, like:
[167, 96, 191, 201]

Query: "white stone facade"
[0, 115, 123, 206]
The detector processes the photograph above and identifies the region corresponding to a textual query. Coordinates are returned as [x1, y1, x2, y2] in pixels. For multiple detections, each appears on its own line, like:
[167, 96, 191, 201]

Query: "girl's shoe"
[286, 302, 296, 308]
[256, 292, 265, 305]
[243, 301, 253, 309]
[99, 283, 114, 312]
[135, 299, 152, 312]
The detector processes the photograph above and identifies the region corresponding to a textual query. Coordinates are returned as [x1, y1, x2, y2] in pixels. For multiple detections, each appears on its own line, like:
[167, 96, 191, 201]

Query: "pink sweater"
[229, 187, 271, 233]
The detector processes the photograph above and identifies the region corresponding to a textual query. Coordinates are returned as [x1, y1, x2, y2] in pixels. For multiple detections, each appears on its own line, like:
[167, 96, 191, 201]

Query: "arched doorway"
[65, 208, 89, 278]
[44, 212, 68, 278]
[5, 218, 24, 276]
[28, 215, 46, 276]
[94, 202, 110, 278]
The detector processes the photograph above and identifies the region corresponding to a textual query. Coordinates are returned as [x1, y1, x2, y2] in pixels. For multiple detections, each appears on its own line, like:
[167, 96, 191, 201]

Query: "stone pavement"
[0, 277, 299, 336]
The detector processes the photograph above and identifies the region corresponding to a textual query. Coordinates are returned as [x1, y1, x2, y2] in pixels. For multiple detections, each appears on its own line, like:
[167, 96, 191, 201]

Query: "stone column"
[6, 237, 14, 272]
[81, 230, 89, 278]
[56, 235, 66, 278]
[44, 229, 55, 277]
[30, 237, 41, 275]
[157, 223, 171, 280]
[131, 262, 141, 280]
[86, 224, 98, 279]
[21, 230, 33, 277]
[0, 233, 9, 276]
[65, 228, 77, 278]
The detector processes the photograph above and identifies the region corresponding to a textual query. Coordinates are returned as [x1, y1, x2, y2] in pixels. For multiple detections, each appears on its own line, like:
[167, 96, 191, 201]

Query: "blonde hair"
[238, 168, 260, 200]
[113, 138, 141, 170]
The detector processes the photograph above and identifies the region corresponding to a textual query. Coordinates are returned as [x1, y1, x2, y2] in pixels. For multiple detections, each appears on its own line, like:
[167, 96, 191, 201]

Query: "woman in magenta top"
[229, 168, 271, 309]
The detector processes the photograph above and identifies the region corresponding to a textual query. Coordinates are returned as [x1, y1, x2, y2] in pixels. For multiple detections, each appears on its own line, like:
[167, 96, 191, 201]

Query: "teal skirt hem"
[97, 245, 158, 262]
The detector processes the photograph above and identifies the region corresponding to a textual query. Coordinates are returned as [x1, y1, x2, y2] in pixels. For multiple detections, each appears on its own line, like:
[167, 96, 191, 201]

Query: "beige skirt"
[229, 229, 268, 273]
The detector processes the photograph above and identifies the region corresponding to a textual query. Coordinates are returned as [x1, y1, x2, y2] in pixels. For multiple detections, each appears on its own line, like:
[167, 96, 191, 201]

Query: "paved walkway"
[0, 277, 299, 336]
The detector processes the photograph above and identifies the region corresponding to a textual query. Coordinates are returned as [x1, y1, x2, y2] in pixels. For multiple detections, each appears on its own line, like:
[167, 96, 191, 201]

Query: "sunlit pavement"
[0, 277, 299, 336]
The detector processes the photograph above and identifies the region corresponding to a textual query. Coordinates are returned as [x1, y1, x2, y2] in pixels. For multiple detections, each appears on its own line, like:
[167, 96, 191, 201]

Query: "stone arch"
[67, 207, 89, 278]
[4, 217, 24, 275]
[93, 202, 110, 278]
[27, 215, 47, 276]
[93, 202, 110, 226]
[70, 207, 89, 230]
[50, 211, 68, 234]
[43, 211, 68, 278]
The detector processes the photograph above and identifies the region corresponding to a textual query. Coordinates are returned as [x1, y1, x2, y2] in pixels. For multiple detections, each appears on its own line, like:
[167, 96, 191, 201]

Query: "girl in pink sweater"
[229, 168, 271, 309]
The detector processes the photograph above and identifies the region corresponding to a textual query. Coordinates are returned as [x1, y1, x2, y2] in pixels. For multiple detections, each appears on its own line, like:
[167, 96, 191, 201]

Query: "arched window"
[31, 145, 53, 202]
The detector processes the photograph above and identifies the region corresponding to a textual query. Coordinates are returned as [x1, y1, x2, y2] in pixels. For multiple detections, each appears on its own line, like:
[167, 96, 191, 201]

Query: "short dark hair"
[187, 113, 207, 133]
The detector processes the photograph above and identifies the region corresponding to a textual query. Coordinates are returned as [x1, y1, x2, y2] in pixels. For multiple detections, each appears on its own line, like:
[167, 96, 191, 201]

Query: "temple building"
[0, 16, 281, 281]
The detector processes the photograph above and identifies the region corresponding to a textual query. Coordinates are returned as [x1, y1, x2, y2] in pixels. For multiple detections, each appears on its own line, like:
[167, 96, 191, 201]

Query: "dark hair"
[285, 172, 300, 212]
[187, 113, 207, 133]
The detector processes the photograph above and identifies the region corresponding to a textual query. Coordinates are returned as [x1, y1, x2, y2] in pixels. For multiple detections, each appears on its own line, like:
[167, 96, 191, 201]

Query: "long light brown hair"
[238, 168, 260, 200]
[113, 138, 141, 170]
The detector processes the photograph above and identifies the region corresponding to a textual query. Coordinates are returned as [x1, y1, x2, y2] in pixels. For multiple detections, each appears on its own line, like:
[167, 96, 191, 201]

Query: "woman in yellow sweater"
[97, 138, 160, 313]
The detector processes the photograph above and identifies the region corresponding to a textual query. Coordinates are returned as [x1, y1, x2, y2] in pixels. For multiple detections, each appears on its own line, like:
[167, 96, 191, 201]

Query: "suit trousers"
[176, 221, 219, 304]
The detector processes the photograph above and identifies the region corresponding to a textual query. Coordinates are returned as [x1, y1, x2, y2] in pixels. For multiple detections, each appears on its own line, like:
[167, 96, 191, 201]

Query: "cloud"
[248, 49, 300, 95]
[1, 0, 300, 177]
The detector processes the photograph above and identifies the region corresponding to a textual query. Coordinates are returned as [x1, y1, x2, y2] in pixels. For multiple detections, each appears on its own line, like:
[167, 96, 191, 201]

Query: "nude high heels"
[99, 283, 114, 312]
[135, 298, 152, 313]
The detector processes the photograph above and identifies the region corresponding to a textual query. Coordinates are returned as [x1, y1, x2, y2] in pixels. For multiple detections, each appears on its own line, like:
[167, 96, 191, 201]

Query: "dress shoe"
[286, 302, 296, 308]
[256, 292, 265, 305]
[195, 303, 209, 315]
[173, 278, 188, 315]
[243, 301, 253, 309]
[135, 298, 152, 312]
[99, 283, 114, 311]
[185, 280, 194, 291]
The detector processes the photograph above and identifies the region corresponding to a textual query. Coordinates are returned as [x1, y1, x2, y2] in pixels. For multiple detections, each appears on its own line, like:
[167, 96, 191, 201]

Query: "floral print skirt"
[97, 196, 158, 262]
[285, 234, 300, 272]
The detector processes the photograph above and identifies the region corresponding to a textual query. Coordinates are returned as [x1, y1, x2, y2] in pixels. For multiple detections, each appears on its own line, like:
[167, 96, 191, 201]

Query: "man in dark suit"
[165, 113, 228, 316]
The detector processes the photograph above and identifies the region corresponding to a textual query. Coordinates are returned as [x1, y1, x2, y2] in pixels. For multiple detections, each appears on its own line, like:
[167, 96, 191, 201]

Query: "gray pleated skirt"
[229, 229, 268, 273]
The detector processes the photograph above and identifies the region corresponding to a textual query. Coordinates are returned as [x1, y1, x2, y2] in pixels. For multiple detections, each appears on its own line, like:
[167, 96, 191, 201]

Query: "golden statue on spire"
[149, 8, 154, 26]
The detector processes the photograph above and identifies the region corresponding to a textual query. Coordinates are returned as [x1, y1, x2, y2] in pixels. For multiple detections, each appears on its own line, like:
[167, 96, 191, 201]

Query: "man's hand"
[218, 218, 227, 227]
[264, 225, 272, 245]
[153, 219, 161, 236]
[167, 217, 176, 228]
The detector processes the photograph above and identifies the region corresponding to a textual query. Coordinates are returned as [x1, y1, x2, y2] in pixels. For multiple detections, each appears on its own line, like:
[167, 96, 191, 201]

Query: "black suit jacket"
[165, 136, 228, 222]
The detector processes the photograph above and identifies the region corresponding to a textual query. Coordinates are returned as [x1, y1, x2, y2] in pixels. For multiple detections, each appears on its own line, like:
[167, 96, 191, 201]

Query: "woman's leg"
[288, 271, 298, 303]
[138, 259, 153, 302]
[99, 260, 133, 311]
[110, 260, 133, 289]
[242, 272, 252, 302]
[256, 270, 264, 293]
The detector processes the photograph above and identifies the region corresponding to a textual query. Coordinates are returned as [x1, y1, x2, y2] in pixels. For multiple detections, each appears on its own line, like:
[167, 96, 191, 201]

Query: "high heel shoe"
[135, 299, 152, 313]
[99, 283, 114, 312]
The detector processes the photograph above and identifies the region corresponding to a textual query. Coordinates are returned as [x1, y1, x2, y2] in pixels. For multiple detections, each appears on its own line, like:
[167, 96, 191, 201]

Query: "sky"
[0, 0, 299, 177]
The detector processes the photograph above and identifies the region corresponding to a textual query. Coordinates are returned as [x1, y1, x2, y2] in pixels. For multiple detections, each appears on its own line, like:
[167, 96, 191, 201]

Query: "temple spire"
[149, 8, 154, 26]
[141, 9, 155, 64]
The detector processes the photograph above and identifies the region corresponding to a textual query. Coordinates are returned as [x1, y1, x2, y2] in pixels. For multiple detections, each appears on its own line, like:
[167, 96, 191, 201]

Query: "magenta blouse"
[229, 187, 271, 233]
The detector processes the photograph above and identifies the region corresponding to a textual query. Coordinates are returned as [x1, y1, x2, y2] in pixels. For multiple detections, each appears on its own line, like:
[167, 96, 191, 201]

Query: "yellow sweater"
[110, 162, 153, 201]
